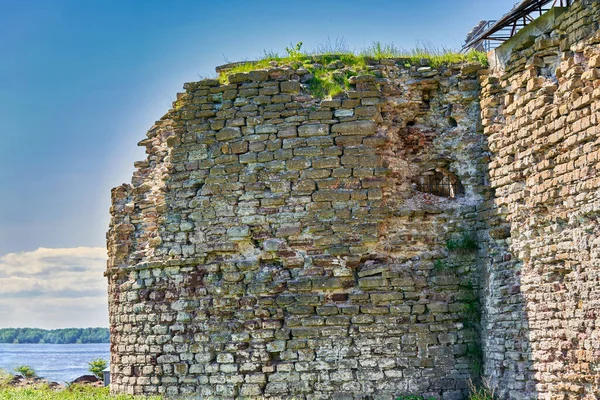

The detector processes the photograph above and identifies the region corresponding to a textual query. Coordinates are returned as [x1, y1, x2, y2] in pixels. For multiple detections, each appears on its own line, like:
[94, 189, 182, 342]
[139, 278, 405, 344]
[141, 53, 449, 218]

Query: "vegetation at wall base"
[0, 385, 162, 399]
[0, 368, 161, 399]
[468, 378, 497, 400]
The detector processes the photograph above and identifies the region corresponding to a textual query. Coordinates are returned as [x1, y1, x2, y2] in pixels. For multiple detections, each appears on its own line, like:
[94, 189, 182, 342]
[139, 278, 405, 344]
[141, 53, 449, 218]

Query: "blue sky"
[0, 0, 517, 328]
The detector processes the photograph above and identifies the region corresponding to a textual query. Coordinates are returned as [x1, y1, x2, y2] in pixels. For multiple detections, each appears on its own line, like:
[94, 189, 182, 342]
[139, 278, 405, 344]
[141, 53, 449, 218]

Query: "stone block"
[249, 70, 269, 81]
[216, 127, 241, 141]
[280, 81, 301, 93]
[228, 72, 250, 83]
[332, 121, 377, 136]
[240, 384, 263, 396]
[255, 124, 278, 134]
[312, 190, 351, 202]
[216, 353, 234, 364]
[298, 124, 329, 137]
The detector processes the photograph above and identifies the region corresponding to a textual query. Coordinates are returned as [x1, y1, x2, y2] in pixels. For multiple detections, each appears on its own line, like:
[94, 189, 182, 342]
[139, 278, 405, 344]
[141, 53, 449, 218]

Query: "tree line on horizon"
[0, 328, 109, 344]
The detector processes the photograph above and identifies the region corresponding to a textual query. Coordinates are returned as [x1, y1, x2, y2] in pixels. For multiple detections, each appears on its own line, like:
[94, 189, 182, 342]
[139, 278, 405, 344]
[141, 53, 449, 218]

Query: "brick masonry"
[480, 1, 600, 399]
[106, 1, 600, 398]
[106, 58, 488, 399]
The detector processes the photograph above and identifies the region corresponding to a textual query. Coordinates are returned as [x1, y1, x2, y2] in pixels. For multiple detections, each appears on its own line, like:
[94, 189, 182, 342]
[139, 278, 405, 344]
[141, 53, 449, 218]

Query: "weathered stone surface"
[480, 3, 600, 399]
[227, 72, 250, 83]
[108, 54, 488, 398]
[298, 123, 329, 137]
[331, 121, 377, 135]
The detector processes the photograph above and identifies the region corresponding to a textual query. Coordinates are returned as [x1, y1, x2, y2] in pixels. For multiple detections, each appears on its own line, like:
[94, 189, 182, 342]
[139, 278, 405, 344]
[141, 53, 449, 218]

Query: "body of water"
[0, 343, 110, 383]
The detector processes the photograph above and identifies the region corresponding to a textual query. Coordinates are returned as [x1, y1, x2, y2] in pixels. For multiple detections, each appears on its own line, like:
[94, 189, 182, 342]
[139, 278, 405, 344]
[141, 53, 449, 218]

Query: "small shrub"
[446, 231, 479, 252]
[285, 41, 304, 60]
[14, 365, 36, 378]
[433, 258, 452, 272]
[88, 358, 108, 380]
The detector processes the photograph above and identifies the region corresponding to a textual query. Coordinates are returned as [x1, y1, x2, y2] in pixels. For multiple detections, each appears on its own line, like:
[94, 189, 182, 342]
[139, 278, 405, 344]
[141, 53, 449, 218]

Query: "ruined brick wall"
[480, 1, 600, 398]
[106, 59, 488, 398]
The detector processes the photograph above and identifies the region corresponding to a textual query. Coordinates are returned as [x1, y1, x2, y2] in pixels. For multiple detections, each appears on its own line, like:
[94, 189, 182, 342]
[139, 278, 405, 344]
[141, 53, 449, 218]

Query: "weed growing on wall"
[433, 258, 454, 272]
[446, 230, 479, 252]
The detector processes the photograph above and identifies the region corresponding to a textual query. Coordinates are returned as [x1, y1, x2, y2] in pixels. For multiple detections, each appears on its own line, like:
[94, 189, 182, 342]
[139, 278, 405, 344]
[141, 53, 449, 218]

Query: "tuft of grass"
[446, 231, 479, 252]
[262, 49, 280, 59]
[0, 384, 162, 399]
[314, 35, 352, 55]
[362, 41, 402, 59]
[361, 41, 488, 68]
[396, 396, 436, 400]
[308, 68, 359, 99]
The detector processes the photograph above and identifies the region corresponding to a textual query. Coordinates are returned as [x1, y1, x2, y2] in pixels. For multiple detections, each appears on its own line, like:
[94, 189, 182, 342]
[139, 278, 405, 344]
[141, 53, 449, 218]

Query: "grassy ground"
[0, 370, 161, 399]
[0, 385, 162, 399]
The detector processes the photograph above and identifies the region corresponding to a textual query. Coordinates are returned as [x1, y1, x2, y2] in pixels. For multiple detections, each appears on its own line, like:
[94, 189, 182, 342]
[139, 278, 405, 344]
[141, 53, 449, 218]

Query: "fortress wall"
[480, 1, 600, 398]
[106, 59, 488, 398]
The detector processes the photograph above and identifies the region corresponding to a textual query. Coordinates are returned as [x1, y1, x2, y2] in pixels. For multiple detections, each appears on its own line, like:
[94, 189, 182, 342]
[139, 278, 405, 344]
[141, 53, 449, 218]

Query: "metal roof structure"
[463, 0, 572, 52]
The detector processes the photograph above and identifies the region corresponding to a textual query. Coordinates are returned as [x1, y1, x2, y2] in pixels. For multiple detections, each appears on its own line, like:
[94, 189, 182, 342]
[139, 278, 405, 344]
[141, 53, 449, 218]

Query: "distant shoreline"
[0, 342, 109, 344]
[0, 328, 109, 345]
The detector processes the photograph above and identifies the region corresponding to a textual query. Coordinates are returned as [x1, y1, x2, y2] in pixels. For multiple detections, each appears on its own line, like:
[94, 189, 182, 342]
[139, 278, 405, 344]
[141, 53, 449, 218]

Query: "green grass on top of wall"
[216, 41, 488, 98]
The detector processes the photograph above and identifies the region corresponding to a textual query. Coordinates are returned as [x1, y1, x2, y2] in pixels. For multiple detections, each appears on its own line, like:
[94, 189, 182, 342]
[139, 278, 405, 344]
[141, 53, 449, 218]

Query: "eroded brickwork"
[106, 59, 488, 398]
[480, 1, 600, 398]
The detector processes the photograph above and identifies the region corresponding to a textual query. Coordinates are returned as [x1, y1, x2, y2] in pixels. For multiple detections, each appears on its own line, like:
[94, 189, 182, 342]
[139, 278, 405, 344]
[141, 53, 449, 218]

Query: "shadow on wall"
[480, 167, 537, 398]
[480, 1, 600, 397]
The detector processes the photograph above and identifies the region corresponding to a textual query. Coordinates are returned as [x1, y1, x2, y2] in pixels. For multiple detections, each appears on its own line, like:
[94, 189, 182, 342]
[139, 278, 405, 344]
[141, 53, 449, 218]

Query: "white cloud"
[0, 247, 108, 329]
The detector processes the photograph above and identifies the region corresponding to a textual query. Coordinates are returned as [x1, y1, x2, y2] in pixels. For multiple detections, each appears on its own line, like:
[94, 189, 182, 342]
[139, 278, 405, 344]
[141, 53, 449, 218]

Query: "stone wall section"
[106, 59, 488, 399]
[480, 1, 600, 398]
